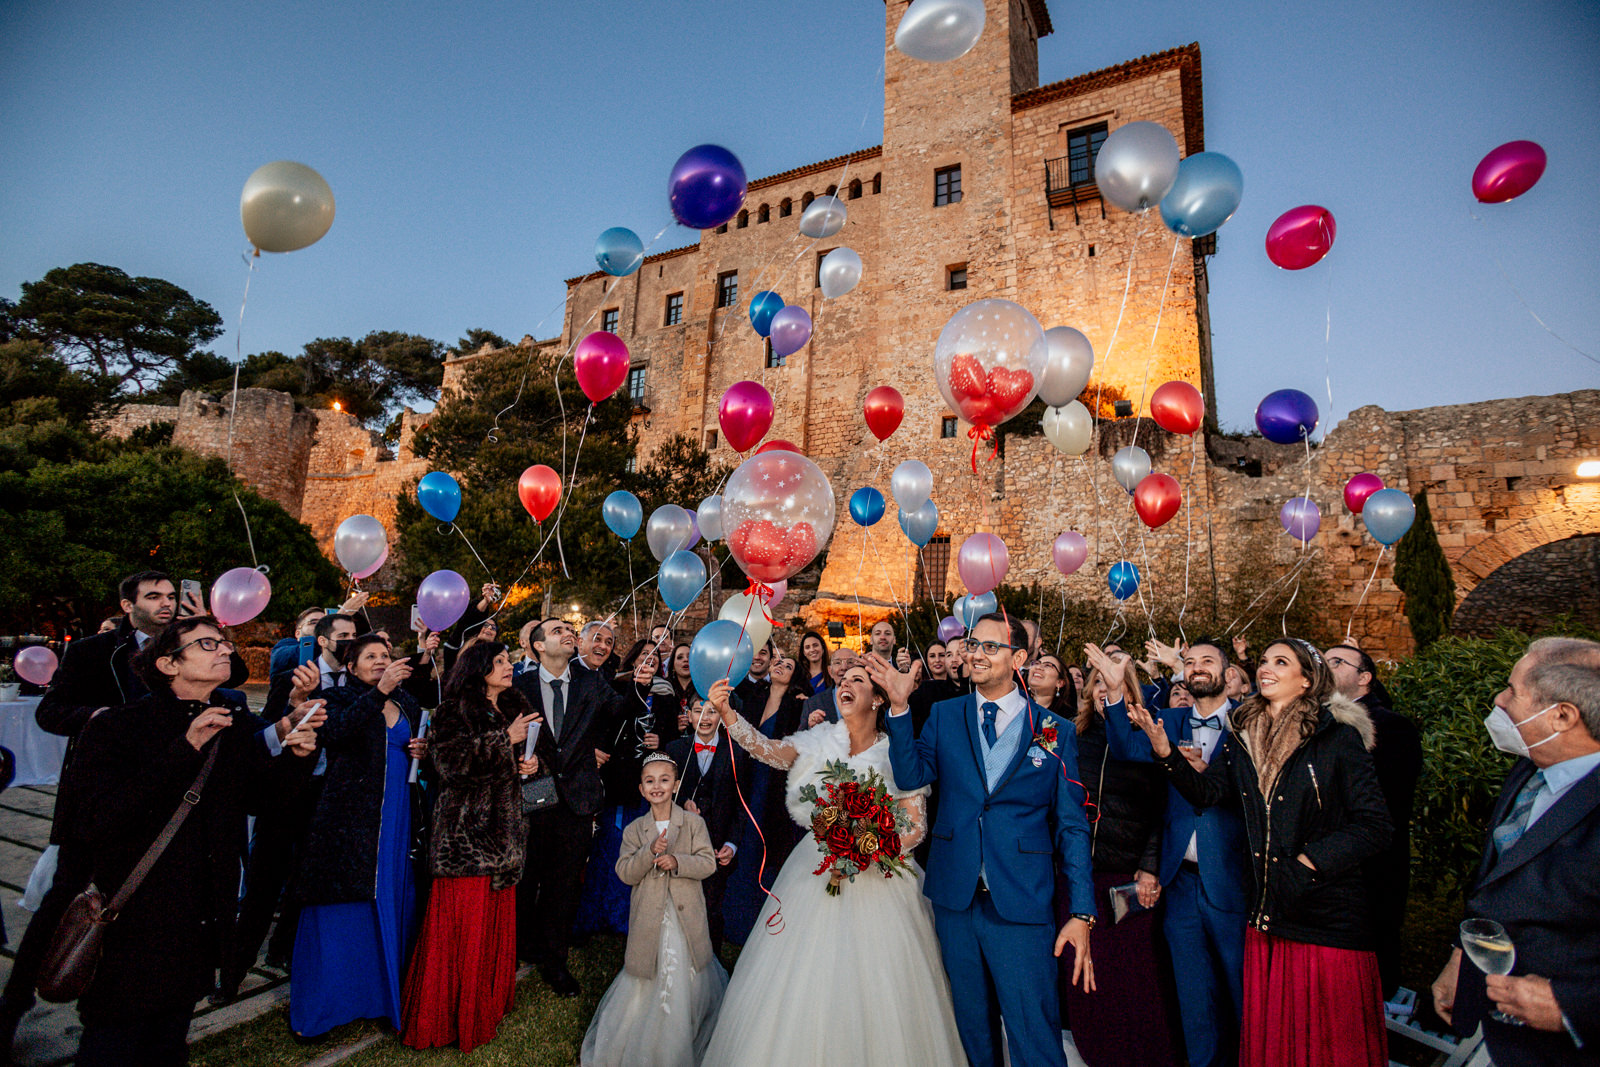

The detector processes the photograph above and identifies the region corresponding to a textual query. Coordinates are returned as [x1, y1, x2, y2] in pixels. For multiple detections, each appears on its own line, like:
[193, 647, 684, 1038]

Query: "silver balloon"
[697, 494, 724, 542]
[799, 195, 847, 239]
[646, 504, 695, 562]
[1042, 401, 1093, 455]
[333, 514, 387, 575]
[1037, 326, 1095, 407]
[894, 0, 986, 62]
[818, 247, 863, 299]
[1111, 446, 1152, 493]
[891, 460, 933, 512]
[1094, 121, 1181, 214]
[240, 161, 335, 253]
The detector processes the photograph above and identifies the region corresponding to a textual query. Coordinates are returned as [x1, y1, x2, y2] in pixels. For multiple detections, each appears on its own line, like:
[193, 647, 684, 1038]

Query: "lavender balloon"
[669, 144, 747, 230]
[1279, 496, 1322, 544]
[1255, 389, 1320, 444]
[937, 616, 965, 644]
[683, 509, 701, 550]
[956, 533, 1009, 595]
[769, 305, 813, 357]
[417, 569, 471, 632]
[1052, 531, 1088, 576]
[211, 567, 272, 626]
[14, 646, 58, 686]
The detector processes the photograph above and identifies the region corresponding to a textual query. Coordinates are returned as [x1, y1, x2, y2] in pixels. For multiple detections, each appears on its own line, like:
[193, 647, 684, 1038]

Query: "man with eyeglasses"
[1326, 643, 1422, 1001]
[873, 613, 1096, 1067]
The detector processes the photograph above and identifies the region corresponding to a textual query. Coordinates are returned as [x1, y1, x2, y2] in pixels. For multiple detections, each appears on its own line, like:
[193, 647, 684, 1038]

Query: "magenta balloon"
[937, 616, 965, 644]
[353, 543, 388, 581]
[956, 532, 1010, 595]
[1265, 205, 1336, 270]
[210, 567, 273, 626]
[1473, 140, 1547, 204]
[13, 646, 59, 687]
[573, 330, 631, 403]
[417, 569, 471, 633]
[718, 380, 775, 453]
[1052, 531, 1088, 576]
[1343, 472, 1385, 514]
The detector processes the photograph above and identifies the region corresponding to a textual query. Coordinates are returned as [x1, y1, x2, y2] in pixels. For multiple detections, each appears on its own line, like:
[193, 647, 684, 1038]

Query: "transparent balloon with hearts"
[933, 299, 1048, 432]
[721, 451, 837, 585]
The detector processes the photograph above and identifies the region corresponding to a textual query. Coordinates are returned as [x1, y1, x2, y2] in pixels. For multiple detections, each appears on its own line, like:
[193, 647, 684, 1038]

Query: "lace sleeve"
[897, 793, 927, 854]
[724, 714, 798, 770]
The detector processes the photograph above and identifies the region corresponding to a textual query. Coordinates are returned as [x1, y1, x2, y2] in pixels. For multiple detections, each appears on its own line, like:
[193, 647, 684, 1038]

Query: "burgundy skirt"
[401, 876, 518, 1052]
[1242, 927, 1387, 1067]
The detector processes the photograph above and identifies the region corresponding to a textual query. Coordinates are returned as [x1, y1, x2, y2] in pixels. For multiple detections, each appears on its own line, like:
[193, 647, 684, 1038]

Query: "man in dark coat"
[664, 701, 748, 952]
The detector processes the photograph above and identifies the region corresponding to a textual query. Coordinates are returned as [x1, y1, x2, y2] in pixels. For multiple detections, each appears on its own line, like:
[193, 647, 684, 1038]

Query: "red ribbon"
[743, 577, 777, 625]
[967, 423, 998, 473]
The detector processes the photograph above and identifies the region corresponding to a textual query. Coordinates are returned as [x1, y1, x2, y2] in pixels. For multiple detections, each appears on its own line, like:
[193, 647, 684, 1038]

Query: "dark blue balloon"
[417, 471, 461, 523]
[668, 144, 747, 231]
[1254, 389, 1320, 445]
[849, 487, 885, 527]
[1108, 561, 1141, 601]
[749, 291, 784, 337]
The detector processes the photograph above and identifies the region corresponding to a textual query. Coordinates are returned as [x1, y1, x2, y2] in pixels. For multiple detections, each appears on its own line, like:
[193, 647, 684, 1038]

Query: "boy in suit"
[665, 700, 747, 952]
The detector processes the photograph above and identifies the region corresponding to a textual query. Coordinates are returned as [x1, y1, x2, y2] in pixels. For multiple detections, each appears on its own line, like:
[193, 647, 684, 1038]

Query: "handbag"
[36, 743, 220, 1003]
[521, 774, 560, 814]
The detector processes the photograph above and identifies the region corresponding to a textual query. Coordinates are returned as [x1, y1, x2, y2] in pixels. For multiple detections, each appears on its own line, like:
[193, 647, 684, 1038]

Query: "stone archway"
[1452, 508, 1600, 601]
[1453, 535, 1600, 636]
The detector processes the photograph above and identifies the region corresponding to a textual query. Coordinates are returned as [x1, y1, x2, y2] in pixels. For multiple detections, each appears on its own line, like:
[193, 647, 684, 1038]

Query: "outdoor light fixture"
[332, 400, 342, 412]
[1578, 459, 1600, 478]
[1114, 400, 1133, 417]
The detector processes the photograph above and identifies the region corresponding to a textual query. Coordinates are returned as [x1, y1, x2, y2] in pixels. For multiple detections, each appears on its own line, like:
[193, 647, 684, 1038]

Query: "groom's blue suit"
[888, 690, 1095, 1067]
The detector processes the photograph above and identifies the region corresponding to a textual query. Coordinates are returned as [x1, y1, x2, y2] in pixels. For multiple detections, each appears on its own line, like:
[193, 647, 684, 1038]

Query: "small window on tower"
[947, 265, 968, 291]
[934, 165, 962, 207]
[941, 416, 958, 438]
[705, 429, 718, 450]
[664, 292, 683, 326]
[717, 271, 738, 308]
[601, 308, 619, 333]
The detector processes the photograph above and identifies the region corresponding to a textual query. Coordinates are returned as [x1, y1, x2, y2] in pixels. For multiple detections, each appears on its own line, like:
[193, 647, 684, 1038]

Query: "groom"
[873, 612, 1096, 1067]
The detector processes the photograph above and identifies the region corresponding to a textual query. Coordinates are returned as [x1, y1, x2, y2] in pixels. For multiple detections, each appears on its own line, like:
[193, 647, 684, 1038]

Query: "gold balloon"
[240, 161, 335, 253]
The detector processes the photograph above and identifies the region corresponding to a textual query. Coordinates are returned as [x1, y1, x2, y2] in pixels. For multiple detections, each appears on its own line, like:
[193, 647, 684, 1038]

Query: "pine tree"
[1393, 488, 1456, 650]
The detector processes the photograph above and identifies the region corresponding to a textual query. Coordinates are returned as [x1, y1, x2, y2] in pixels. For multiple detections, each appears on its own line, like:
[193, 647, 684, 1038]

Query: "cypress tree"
[1393, 488, 1456, 650]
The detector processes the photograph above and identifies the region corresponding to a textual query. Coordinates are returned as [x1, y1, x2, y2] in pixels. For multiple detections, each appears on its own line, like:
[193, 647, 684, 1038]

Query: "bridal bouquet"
[798, 760, 914, 896]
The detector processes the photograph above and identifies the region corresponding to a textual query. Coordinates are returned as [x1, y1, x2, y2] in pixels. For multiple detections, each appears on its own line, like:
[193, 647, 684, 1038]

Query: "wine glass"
[1459, 918, 1523, 1026]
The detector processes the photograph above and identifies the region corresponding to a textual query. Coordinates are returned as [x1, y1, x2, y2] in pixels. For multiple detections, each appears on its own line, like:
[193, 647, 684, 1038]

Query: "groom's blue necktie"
[981, 701, 999, 747]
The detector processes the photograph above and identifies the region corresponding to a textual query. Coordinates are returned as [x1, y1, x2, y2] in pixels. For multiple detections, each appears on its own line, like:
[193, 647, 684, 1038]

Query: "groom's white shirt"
[889, 681, 1027, 734]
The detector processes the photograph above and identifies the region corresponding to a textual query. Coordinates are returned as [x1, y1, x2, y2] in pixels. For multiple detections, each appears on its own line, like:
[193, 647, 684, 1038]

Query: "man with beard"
[1104, 638, 1249, 1067]
[733, 639, 774, 713]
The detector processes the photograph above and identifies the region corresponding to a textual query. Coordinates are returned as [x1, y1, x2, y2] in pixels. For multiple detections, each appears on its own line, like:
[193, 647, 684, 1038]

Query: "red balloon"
[573, 331, 630, 404]
[1133, 472, 1182, 528]
[863, 385, 904, 442]
[718, 380, 774, 453]
[1149, 381, 1203, 435]
[1265, 205, 1336, 270]
[1473, 140, 1546, 204]
[755, 439, 801, 454]
[1343, 471, 1385, 514]
[518, 464, 561, 522]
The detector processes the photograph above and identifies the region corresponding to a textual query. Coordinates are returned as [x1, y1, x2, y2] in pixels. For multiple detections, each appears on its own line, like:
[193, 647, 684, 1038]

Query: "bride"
[699, 666, 966, 1066]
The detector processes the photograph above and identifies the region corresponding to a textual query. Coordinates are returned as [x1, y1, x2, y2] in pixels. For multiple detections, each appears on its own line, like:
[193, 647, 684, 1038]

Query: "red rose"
[842, 791, 875, 819]
[848, 849, 871, 869]
[825, 825, 854, 857]
[876, 807, 898, 835]
[1040, 726, 1057, 744]
[882, 831, 903, 857]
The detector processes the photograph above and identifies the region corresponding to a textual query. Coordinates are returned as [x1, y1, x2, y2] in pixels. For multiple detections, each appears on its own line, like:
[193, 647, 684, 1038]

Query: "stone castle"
[105, 0, 1600, 657]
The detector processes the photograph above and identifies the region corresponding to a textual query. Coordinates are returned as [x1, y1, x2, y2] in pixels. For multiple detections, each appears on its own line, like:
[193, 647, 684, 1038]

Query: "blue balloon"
[898, 498, 939, 547]
[668, 144, 748, 231]
[1159, 152, 1244, 238]
[594, 227, 644, 276]
[954, 592, 997, 628]
[603, 490, 643, 540]
[749, 291, 784, 338]
[416, 471, 461, 523]
[849, 487, 885, 527]
[689, 619, 755, 700]
[1362, 488, 1416, 546]
[658, 550, 707, 612]
[1108, 561, 1141, 601]
[1255, 389, 1320, 445]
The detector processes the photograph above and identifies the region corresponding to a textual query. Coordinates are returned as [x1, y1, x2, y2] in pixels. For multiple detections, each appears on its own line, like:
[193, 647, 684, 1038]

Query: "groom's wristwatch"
[1071, 913, 1097, 930]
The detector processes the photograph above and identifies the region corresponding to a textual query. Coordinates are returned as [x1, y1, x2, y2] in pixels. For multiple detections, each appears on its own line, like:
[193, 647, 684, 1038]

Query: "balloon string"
[1126, 234, 1182, 459]
[1322, 256, 1335, 442]
[449, 522, 498, 585]
[1091, 214, 1149, 424]
[225, 253, 261, 570]
[547, 405, 594, 579]
[1177, 444, 1197, 646]
[1345, 544, 1387, 643]
[1467, 210, 1598, 366]
[1223, 548, 1323, 639]
[865, 527, 912, 643]
[966, 424, 997, 473]
[724, 735, 784, 936]
[627, 541, 639, 634]
[854, 530, 866, 638]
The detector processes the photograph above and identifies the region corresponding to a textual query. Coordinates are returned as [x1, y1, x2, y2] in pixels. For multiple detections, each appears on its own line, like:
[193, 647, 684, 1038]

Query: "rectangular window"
[625, 455, 638, 473]
[947, 265, 967, 291]
[716, 271, 738, 308]
[934, 165, 962, 206]
[627, 365, 646, 404]
[914, 535, 952, 603]
[704, 429, 718, 450]
[941, 416, 958, 438]
[1067, 122, 1109, 187]
[664, 292, 683, 326]
[766, 338, 785, 368]
[816, 250, 835, 287]
[601, 308, 619, 333]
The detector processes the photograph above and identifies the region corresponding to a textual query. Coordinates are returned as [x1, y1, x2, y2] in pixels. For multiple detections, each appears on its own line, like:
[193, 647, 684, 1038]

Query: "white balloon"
[1042, 401, 1093, 455]
[646, 505, 694, 562]
[240, 161, 335, 253]
[697, 495, 724, 541]
[1037, 326, 1095, 407]
[719, 593, 774, 650]
[333, 514, 386, 575]
[891, 460, 933, 512]
[894, 0, 986, 62]
[1094, 121, 1181, 214]
[799, 195, 847, 238]
[1112, 446, 1152, 493]
[818, 247, 863, 299]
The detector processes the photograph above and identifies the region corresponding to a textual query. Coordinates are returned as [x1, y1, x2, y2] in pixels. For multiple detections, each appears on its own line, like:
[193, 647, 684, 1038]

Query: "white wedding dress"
[700, 720, 966, 1067]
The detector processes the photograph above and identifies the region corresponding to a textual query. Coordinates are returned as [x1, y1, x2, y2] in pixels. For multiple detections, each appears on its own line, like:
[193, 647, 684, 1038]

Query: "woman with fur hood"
[1113, 637, 1393, 1067]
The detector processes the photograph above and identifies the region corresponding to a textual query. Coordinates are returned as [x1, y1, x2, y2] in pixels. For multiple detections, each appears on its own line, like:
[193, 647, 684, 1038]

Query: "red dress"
[400, 876, 518, 1052]
[1242, 927, 1388, 1067]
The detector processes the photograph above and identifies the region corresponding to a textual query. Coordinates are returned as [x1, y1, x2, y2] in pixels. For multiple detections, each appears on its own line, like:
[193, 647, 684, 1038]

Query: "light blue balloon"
[595, 227, 644, 276]
[749, 291, 784, 337]
[954, 592, 997, 628]
[849, 487, 885, 527]
[658, 550, 707, 611]
[1108, 561, 1141, 601]
[689, 619, 755, 700]
[602, 490, 643, 540]
[416, 471, 461, 523]
[1362, 488, 1416, 546]
[1159, 152, 1244, 238]
[898, 499, 939, 547]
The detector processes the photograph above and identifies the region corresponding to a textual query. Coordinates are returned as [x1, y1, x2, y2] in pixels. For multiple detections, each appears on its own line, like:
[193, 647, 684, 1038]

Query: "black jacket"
[664, 729, 750, 852]
[291, 682, 424, 905]
[1076, 715, 1165, 876]
[512, 661, 624, 818]
[1158, 695, 1392, 950]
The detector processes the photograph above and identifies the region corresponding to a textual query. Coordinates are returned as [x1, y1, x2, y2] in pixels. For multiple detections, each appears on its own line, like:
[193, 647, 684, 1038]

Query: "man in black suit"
[665, 700, 747, 951]
[514, 617, 640, 996]
[1432, 636, 1600, 1066]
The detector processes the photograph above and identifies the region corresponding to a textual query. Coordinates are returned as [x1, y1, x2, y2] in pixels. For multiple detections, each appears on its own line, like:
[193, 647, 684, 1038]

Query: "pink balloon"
[353, 543, 388, 581]
[1343, 472, 1385, 514]
[14, 646, 58, 687]
[210, 567, 272, 626]
[718, 380, 774, 453]
[1473, 140, 1546, 204]
[1265, 205, 1336, 270]
[573, 331, 631, 404]
[1052, 531, 1088, 576]
[759, 579, 786, 608]
[956, 533, 1010, 595]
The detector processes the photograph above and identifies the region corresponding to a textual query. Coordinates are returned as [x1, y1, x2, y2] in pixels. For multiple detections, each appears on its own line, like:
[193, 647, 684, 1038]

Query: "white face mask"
[1483, 702, 1560, 758]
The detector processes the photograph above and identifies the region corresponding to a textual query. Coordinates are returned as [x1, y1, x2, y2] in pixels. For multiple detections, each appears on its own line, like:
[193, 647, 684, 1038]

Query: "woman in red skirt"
[401, 641, 540, 1052]
[1112, 637, 1393, 1067]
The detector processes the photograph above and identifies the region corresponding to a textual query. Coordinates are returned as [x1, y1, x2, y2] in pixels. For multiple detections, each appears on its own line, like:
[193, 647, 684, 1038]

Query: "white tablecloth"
[0, 697, 68, 786]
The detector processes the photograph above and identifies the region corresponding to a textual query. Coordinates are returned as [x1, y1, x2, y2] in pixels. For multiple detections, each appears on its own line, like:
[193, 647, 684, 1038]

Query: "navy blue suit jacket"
[888, 691, 1095, 924]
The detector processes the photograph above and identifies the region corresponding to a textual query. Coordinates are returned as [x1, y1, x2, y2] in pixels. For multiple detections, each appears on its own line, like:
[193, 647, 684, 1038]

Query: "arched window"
[872, 173, 882, 194]
[736, 210, 749, 229]
[826, 184, 837, 197]
[779, 198, 792, 217]
[758, 203, 770, 223]
[802, 191, 815, 209]
[848, 179, 863, 200]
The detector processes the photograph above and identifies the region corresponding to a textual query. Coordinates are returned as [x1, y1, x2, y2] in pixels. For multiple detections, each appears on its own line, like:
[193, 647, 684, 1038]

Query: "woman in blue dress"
[798, 630, 831, 695]
[287, 633, 426, 1037]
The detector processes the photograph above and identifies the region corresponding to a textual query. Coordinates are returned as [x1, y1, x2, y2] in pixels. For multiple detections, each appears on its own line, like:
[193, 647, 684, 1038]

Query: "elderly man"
[1432, 637, 1600, 1066]
[575, 619, 617, 675]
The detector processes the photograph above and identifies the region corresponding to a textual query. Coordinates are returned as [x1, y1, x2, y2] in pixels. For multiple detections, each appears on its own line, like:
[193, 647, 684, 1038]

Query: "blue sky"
[2, 0, 1595, 431]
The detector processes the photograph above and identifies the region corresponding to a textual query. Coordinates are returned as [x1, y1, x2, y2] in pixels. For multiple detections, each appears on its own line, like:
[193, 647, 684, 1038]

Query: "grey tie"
[548, 678, 565, 740]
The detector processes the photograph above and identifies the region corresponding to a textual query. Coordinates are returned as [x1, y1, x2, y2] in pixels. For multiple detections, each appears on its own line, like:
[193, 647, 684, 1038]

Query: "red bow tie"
[694, 742, 716, 753]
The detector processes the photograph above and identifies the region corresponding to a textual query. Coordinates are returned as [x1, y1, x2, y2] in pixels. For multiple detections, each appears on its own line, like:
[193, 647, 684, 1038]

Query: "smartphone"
[410, 605, 424, 632]
[180, 578, 201, 601]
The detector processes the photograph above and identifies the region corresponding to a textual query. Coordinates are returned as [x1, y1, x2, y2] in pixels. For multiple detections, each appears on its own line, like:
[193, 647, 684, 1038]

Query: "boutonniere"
[1032, 718, 1060, 755]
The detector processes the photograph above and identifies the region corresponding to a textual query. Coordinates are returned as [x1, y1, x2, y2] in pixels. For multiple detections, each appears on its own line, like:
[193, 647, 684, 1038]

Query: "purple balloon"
[14, 645, 58, 686]
[417, 569, 471, 633]
[769, 305, 813, 357]
[956, 533, 1010, 595]
[1279, 496, 1322, 543]
[1255, 389, 1320, 445]
[1052, 531, 1088, 576]
[210, 567, 272, 626]
[684, 508, 701, 550]
[669, 144, 747, 230]
[937, 616, 965, 644]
